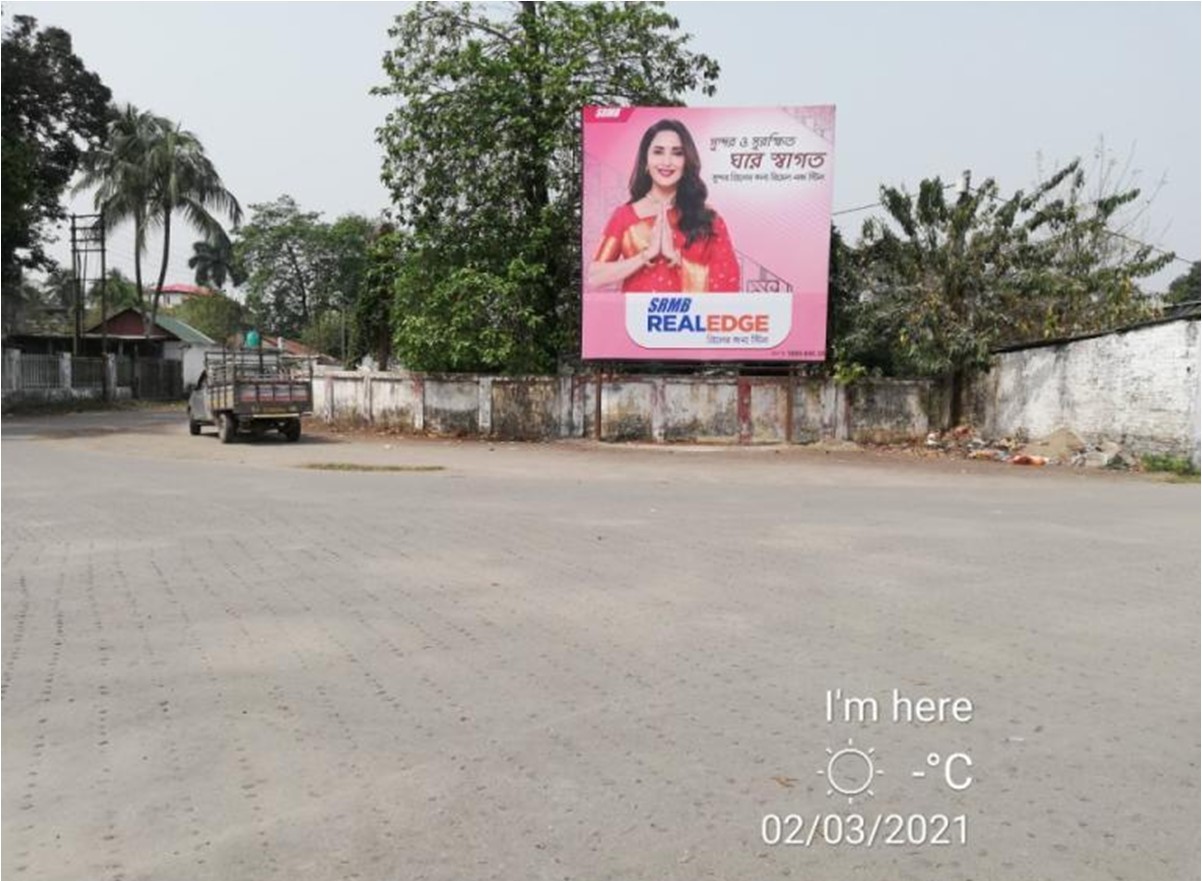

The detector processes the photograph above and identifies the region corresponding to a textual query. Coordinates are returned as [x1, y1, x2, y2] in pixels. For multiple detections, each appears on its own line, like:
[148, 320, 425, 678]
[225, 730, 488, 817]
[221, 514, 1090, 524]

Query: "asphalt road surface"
[2, 409, 1199, 880]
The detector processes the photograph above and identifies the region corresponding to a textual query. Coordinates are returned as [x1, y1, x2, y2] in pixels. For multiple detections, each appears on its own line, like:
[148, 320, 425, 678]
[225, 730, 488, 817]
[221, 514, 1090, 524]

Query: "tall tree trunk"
[134, 215, 151, 338]
[151, 208, 173, 334]
[284, 243, 309, 331]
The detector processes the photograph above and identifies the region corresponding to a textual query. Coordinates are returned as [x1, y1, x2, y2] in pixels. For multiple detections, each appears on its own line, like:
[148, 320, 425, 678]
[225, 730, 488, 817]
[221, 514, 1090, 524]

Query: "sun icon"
[818, 738, 883, 804]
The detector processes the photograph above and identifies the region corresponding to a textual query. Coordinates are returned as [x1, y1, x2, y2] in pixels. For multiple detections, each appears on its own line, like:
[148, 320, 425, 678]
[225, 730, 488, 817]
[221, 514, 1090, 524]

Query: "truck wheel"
[218, 413, 236, 444]
[188, 408, 201, 436]
[283, 420, 301, 443]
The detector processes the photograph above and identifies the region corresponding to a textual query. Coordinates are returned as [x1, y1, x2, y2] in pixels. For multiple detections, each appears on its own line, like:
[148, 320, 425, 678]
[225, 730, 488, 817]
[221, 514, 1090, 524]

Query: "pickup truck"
[187, 350, 313, 443]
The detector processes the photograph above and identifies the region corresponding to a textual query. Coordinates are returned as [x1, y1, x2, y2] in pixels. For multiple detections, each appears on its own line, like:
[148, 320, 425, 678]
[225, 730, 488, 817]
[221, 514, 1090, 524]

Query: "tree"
[2, 15, 112, 291]
[169, 292, 245, 344]
[351, 225, 404, 369]
[374, 1, 720, 372]
[75, 105, 160, 321]
[845, 160, 1173, 394]
[144, 119, 242, 333]
[188, 232, 246, 290]
[1166, 261, 1200, 306]
[86, 268, 141, 313]
[236, 196, 374, 339]
[76, 105, 241, 336]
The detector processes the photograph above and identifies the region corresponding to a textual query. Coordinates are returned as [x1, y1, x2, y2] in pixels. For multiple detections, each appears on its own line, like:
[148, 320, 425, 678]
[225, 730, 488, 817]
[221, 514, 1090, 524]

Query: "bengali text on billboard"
[581, 105, 836, 361]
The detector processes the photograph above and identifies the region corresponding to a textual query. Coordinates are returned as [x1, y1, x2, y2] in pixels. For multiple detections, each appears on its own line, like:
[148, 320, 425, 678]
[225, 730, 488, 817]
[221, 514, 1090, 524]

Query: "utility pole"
[70, 213, 108, 394]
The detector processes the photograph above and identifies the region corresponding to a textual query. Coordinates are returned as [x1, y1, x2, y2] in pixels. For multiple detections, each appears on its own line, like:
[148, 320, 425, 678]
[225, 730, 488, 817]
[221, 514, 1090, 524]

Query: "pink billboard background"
[582, 105, 836, 361]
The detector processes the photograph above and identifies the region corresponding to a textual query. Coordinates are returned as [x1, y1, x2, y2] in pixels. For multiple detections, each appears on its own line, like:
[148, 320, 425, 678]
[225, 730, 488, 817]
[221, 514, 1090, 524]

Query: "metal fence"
[71, 357, 106, 389]
[134, 359, 182, 400]
[14, 354, 63, 389]
[2, 353, 182, 401]
[116, 357, 134, 387]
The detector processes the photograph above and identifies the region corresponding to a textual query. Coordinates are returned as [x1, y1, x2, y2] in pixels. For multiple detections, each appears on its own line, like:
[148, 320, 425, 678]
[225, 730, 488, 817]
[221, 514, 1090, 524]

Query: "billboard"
[581, 105, 836, 361]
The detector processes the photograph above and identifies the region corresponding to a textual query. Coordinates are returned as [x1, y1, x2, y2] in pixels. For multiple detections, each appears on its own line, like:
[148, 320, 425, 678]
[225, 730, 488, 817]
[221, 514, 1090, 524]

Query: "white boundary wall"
[973, 318, 1199, 464]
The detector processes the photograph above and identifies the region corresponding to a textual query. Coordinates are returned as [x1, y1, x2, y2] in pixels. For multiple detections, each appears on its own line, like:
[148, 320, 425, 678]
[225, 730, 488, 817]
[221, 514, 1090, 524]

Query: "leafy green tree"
[76, 105, 241, 336]
[86, 268, 141, 313]
[845, 160, 1172, 393]
[393, 258, 547, 373]
[374, 1, 719, 372]
[236, 196, 374, 339]
[188, 232, 246, 290]
[1, 15, 112, 292]
[1166, 261, 1200, 306]
[299, 310, 346, 360]
[169, 292, 245, 344]
[351, 226, 403, 369]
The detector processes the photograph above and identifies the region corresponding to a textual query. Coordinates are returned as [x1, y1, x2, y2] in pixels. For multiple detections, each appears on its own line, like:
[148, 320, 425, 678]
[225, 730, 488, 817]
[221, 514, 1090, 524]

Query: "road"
[2, 409, 1199, 880]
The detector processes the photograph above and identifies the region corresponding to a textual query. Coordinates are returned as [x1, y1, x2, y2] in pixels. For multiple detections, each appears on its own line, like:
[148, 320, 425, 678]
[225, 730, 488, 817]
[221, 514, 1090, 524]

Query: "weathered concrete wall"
[369, 375, 422, 432]
[601, 381, 654, 441]
[313, 320, 1198, 459]
[423, 377, 480, 436]
[661, 378, 738, 442]
[970, 318, 1199, 463]
[792, 379, 832, 443]
[847, 380, 935, 444]
[316, 370, 941, 446]
[491, 378, 560, 441]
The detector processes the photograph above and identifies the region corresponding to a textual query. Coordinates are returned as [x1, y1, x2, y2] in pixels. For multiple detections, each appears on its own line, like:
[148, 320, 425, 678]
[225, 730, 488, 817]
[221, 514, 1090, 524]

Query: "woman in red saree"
[589, 119, 740, 294]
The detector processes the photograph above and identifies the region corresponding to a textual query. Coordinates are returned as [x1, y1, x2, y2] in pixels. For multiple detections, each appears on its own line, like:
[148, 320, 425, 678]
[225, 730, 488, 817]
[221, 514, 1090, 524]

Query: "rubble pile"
[904, 425, 1137, 469]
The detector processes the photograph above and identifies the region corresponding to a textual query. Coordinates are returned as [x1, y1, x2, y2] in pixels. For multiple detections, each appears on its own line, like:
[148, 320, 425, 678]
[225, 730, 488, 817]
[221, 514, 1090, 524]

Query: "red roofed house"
[155, 283, 215, 309]
[87, 308, 220, 391]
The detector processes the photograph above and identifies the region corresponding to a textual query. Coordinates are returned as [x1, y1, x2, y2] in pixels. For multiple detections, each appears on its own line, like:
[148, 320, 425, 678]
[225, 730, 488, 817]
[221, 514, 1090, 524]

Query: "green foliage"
[1166, 261, 1200, 306]
[299, 310, 347, 360]
[392, 257, 548, 373]
[374, 1, 719, 373]
[76, 104, 241, 335]
[838, 159, 1173, 379]
[235, 196, 375, 340]
[188, 233, 246, 290]
[169, 292, 245, 344]
[1, 16, 112, 291]
[351, 227, 404, 368]
[87, 268, 142, 313]
[1139, 454, 1199, 478]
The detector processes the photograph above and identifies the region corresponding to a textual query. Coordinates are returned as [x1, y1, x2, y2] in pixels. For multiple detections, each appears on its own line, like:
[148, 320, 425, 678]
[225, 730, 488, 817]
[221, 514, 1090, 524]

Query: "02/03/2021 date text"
[760, 813, 967, 847]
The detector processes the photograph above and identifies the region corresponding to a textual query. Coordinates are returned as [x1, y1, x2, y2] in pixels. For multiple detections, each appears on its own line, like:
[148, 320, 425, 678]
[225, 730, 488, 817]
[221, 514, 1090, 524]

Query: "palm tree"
[188, 232, 246, 290]
[144, 120, 242, 331]
[74, 104, 158, 326]
[76, 104, 242, 336]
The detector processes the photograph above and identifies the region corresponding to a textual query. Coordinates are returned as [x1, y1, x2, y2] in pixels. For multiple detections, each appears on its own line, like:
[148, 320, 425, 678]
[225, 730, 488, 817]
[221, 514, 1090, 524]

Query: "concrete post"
[60, 352, 72, 390]
[105, 354, 117, 401]
[557, 376, 574, 439]
[364, 372, 374, 426]
[650, 377, 666, 443]
[414, 376, 426, 433]
[478, 376, 493, 437]
[3, 349, 20, 392]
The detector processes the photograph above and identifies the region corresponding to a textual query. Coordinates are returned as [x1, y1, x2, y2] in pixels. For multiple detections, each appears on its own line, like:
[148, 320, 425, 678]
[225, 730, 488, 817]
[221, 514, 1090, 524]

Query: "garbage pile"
[918, 426, 1137, 469]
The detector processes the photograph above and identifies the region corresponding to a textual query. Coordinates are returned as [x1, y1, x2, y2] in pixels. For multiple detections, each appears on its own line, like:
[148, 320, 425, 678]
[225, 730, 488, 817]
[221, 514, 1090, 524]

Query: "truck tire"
[188, 408, 201, 436]
[283, 420, 301, 443]
[218, 413, 236, 444]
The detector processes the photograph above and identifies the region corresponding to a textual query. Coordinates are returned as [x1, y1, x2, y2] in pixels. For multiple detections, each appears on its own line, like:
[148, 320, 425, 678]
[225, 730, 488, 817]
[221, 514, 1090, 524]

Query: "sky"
[5, 1, 1200, 294]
